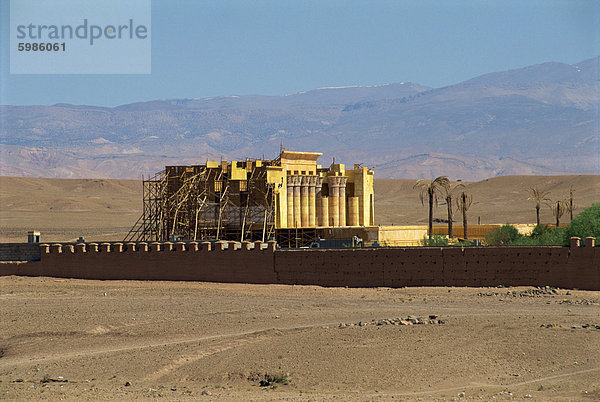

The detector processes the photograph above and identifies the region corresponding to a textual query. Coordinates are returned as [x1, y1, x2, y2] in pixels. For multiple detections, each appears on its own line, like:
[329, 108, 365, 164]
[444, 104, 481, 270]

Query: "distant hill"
[0, 57, 598, 180]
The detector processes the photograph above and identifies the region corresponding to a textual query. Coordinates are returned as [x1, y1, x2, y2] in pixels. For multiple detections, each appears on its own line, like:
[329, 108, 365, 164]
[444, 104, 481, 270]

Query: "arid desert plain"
[0, 175, 599, 400]
[0, 277, 599, 400]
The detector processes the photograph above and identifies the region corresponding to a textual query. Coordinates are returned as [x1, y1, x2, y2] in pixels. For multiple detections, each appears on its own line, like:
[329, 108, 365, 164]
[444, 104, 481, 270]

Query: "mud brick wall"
[1, 241, 277, 283]
[0, 243, 41, 261]
[0, 238, 598, 290]
[274, 243, 599, 290]
[565, 244, 599, 289]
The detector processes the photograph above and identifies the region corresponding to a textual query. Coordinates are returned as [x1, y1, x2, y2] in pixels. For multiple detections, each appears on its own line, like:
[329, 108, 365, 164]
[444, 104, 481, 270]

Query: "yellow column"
[327, 176, 340, 227]
[339, 177, 347, 227]
[315, 177, 324, 226]
[320, 196, 329, 227]
[293, 175, 302, 228]
[348, 196, 359, 226]
[286, 175, 294, 229]
[308, 176, 317, 227]
[300, 176, 309, 227]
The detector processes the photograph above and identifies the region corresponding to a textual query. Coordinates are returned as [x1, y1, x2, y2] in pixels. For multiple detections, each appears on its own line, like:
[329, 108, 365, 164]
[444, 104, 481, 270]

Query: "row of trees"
[414, 178, 578, 243]
[484, 203, 600, 246]
[528, 186, 575, 227]
[414, 176, 472, 240]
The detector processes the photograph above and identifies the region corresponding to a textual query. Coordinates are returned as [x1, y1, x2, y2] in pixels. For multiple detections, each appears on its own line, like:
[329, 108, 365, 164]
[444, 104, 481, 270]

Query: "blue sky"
[1, 0, 598, 106]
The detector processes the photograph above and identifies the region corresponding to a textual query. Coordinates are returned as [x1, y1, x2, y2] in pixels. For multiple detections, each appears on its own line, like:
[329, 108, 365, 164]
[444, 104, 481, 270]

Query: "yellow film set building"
[126, 150, 423, 247]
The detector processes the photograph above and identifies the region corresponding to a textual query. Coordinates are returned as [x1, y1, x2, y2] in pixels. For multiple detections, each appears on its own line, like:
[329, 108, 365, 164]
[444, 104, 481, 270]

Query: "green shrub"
[485, 224, 568, 246]
[533, 226, 568, 246]
[564, 203, 600, 240]
[530, 224, 552, 239]
[271, 374, 289, 385]
[255, 372, 290, 387]
[484, 224, 523, 245]
[423, 234, 449, 246]
[453, 240, 473, 247]
[505, 225, 567, 246]
[480, 205, 600, 247]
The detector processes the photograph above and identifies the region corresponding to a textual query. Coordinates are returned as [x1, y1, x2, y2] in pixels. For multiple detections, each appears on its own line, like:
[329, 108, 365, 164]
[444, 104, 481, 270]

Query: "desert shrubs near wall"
[422, 234, 472, 247]
[484, 204, 600, 246]
[422, 234, 449, 247]
[485, 224, 569, 246]
[526, 225, 568, 246]
[485, 224, 568, 246]
[565, 203, 600, 240]
[485, 224, 523, 245]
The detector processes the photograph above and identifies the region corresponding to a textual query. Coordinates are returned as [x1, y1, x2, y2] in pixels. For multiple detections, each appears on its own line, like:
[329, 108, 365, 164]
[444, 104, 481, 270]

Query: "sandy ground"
[1, 175, 599, 243]
[0, 177, 140, 243]
[0, 276, 599, 400]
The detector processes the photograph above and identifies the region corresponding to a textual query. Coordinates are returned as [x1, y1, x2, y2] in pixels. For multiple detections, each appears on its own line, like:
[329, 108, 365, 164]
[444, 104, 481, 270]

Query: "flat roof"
[280, 151, 322, 162]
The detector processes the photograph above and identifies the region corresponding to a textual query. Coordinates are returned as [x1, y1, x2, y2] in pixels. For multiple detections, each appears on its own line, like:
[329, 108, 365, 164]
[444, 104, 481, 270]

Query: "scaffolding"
[275, 228, 319, 248]
[125, 171, 166, 242]
[125, 150, 376, 247]
[125, 160, 277, 243]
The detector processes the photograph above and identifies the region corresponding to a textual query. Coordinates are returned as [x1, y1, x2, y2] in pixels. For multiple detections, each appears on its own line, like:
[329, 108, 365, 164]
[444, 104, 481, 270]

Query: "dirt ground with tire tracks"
[0, 275, 599, 400]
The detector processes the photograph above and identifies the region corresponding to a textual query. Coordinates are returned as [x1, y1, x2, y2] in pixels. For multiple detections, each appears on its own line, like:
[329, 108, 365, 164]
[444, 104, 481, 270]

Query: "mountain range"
[1, 57, 598, 180]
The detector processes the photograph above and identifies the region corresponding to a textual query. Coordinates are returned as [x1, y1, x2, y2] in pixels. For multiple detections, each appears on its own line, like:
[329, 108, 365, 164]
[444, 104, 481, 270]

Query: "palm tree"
[456, 190, 473, 240]
[528, 187, 551, 225]
[548, 199, 566, 227]
[441, 182, 465, 239]
[414, 176, 450, 239]
[566, 187, 575, 221]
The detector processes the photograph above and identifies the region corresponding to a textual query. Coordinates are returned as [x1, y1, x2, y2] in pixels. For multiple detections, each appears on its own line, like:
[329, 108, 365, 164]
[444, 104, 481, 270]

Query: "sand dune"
[1, 175, 598, 242]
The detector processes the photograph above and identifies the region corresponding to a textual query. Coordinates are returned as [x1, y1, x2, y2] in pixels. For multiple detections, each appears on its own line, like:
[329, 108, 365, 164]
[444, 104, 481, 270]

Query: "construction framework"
[125, 159, 277, 243]
[126, 150, 375, 247]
